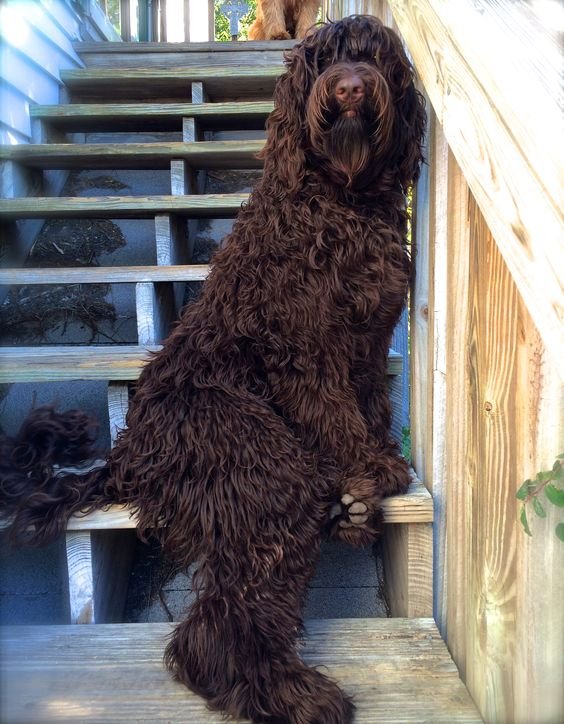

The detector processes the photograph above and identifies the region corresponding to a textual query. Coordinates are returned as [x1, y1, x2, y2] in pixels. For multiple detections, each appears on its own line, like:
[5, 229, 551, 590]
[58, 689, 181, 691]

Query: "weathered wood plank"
[0, 265, 210, 285]
[0, 619, 482, 722]
[388, 0, 564, 371]
[74, 40, 293, 53]
[0, 347, 402, 383]
[0, 140, 265, 170]
[31, 101, 274, 132]
[61, 66, 283, 101]
[0, 194, 248, 219]
[136, 282, 176, 345]
[380, 522, 433, 617]
[63, 476, 431, 531]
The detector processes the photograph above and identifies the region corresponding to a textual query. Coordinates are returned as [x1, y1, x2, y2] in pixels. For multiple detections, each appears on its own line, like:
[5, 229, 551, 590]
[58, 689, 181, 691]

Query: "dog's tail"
[0, 406, 112, 546]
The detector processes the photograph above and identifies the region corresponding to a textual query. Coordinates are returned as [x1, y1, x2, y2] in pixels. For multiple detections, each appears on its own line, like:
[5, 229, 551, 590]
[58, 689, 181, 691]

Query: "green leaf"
[520, 506, 532, 536]
[537, 470, 553, 483]
[516, 479, 533, 501]
[557, 453, 564, 459]
[553, 459, 562, 473]
[545, 484, 564, 508]
[532, 496, 546, 518]
[556, 523, 564, 542]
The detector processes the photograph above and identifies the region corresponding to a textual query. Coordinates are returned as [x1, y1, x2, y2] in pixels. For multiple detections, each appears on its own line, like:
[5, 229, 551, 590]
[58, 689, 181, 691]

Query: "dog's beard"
[326, 115, 373, 187]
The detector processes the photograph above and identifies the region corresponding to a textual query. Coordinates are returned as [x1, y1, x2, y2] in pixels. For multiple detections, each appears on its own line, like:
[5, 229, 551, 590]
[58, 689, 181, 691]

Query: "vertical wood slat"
[410, 100, 432, 485]
[380, 522, 433, 617]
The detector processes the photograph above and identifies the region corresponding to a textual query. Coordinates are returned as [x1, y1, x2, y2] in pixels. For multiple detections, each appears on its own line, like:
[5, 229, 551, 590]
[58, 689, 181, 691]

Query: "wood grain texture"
[0, 619, 481, 723]
[387, 0, 564, 372]
[410, 96, 432, 487]
[107, 382, 129, 445]
[61, 475, 431, 531]
[380, 522, 433, 617]
[61, 65, 283, 101]
[30, 101, 274, 132]
[135, 281, 176, 345]
[65, 532, 95, 625]
[0, 193, 249, 219]
[429, 122, 449, 631]
[0, 265, 210, 285]
[0, 347, 402, 383]
[0, 140, 265, 170]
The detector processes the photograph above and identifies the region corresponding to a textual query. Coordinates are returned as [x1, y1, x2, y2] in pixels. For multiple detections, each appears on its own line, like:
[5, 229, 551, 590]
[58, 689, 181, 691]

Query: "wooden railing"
[325, 2, 563, 723]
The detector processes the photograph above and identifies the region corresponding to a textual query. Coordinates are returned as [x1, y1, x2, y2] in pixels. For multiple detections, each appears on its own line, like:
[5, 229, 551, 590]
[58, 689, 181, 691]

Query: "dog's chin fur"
[0, 15, 426, 724]
[326, 114, 375, 187]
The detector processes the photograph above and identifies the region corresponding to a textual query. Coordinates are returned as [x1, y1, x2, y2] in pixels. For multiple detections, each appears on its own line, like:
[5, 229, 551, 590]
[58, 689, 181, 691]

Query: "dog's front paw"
[269, 29, 291, 40]
[328, 484, 383, 547]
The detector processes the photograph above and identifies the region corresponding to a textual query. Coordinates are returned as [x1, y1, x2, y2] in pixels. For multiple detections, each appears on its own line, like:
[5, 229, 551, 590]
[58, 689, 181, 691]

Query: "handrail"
[388, 0, 563, 366]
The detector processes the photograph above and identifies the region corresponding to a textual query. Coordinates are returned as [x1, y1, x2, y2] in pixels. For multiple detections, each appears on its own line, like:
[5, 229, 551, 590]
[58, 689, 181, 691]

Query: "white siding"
[0, 0, 84, 145]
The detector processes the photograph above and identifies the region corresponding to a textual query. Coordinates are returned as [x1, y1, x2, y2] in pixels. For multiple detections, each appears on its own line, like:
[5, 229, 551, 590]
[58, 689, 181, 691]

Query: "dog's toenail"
[341, 493, 355, 506]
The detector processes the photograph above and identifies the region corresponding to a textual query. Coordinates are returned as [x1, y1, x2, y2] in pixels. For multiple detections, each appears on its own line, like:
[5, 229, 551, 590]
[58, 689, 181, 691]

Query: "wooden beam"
[0, 141, 265, 170]
[0, 347, 402, 383]
[0, 265, 210, 285]
[58, 476, 432, 530]
[388, 0, 564, 372]
[0, 194, 249, 219]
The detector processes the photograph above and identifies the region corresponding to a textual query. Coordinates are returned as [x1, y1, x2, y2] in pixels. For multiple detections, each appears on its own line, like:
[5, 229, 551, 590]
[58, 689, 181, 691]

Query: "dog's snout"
[335, 74, 365, 105]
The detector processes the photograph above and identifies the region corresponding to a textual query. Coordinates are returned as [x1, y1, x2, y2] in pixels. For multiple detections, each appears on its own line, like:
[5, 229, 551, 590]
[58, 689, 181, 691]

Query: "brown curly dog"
[1, 15, 425, 723]
[249, 0, 320, 40]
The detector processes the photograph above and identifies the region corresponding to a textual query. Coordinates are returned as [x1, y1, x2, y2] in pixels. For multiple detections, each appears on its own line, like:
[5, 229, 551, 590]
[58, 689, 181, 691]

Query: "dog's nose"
[335, 74, 365, 104]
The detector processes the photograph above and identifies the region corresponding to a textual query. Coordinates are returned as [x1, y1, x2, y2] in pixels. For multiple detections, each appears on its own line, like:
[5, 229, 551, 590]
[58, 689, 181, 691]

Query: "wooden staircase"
[0, 40, 480, 722]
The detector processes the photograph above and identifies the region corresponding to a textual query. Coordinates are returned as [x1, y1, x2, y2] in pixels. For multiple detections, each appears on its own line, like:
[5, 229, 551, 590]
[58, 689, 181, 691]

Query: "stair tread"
[0, 346, 403, 382]
[31, 101, 274, 131]
[0, 619, 481, 722]
[0, 265, 210, 285]
[75, 40, 295, 53]
[61, 65, 283, 101]
[62, 472, 432, 529]
[0, 140, 265, 170]
[0, 193, 248, 219]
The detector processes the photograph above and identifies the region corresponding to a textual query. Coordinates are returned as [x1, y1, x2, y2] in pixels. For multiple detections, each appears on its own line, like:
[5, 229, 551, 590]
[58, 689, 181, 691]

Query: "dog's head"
[262, 15, 426, 193]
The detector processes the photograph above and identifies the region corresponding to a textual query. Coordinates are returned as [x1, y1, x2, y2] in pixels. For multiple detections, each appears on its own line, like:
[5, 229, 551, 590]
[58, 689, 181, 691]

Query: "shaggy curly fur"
[0, 15, 425, 723]
[249, 0, 320, 40]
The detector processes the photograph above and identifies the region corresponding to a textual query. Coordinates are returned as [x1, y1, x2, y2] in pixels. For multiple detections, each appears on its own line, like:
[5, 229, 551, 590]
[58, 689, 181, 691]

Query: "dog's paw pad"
[341, 493, 355, 506]
[349, 502, 367, 514]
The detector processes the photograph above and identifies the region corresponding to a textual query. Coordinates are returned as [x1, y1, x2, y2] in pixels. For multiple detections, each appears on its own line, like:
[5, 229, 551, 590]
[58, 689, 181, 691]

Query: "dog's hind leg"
[162, 392, 354, 723]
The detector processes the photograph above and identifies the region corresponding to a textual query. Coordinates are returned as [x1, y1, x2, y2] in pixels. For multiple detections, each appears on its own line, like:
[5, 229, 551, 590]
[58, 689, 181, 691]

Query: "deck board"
[30, 101, 274, 132]
[0, 194, 248, 219]
[0, 140, 265, 170]
[0, 346, 403, 382]
[0, 619, 482, 722]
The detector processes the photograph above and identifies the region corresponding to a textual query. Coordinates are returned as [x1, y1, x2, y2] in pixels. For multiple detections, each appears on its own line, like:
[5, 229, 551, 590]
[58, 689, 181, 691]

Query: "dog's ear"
[393, 81, 426, 191]
[259, 45, 316, 193]
[371, 24, 426, 191]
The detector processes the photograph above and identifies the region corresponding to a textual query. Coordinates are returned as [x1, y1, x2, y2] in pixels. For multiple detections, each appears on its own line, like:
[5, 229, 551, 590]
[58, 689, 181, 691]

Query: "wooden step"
[0, 265, 210, 285]
[63, 473, 432, 531]
[61, 66, 283, 101]
[0, 193, 248, 219]
[0, 619, 482, 722]
[0, 140, 265, 170]
[75, 40, 293, 69]
[0, 346, 403, 383]
[31, 101, 274, 132]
